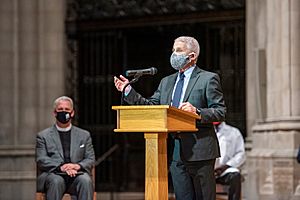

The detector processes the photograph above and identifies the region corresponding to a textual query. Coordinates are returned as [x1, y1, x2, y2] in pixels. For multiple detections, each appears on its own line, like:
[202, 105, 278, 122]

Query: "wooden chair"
[216, 183, 229, 200]
[35, 192, 97, 200]
[35, 168, 97, 200]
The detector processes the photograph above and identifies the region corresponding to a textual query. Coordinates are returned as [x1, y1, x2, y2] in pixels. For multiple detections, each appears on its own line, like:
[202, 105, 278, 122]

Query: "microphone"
[125, 67, 158, 77]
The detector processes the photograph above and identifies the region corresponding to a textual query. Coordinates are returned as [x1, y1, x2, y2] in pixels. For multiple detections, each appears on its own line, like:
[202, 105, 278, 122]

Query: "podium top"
[112, 105, 200, 119]
[112, 105, 200, 132]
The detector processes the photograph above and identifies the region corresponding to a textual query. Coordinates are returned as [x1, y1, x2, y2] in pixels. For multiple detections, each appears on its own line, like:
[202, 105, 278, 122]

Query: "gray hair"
[53, 96, 73, 110]
[174, 36, 200, 58]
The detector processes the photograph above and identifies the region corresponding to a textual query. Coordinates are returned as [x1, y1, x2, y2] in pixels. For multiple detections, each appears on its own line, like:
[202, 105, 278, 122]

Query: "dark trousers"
[44, 173, 93, 200]
[170, 159, 216, 200]
[216, 172, 241, 200]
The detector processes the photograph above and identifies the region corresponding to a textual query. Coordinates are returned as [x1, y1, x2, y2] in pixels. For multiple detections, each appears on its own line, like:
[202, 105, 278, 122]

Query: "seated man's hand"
[60, 163, 81, 172]
[214, 165, 230, 177]
[65, 169, 78, 177]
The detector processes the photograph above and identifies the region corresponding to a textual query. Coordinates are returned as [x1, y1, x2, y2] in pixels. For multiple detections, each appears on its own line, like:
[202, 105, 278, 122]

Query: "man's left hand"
[179, 102, 197, 114]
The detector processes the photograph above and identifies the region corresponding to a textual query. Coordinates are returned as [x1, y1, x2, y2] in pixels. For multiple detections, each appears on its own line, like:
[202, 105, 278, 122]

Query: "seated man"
[36, 96, 95, 200]
[214, 122, 246, 200]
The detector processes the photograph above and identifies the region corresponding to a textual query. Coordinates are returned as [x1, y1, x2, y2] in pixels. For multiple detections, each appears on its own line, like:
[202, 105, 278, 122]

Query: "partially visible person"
[214, 121, 246, 200]
[36, 96, 95, 200]
[297, 145, 300, 163]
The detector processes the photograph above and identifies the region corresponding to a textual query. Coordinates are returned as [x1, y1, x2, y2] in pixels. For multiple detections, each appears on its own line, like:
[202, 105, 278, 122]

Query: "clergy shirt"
[58, 129, 71, 163]
[215, 122, 246, 177]
[56, 124, 72, 163]
[171, 66, 195, 106]
[56, 124, 72, 132]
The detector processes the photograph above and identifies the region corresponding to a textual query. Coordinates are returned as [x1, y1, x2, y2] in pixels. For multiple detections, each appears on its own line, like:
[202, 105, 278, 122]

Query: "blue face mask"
[170, 52, 190, 71]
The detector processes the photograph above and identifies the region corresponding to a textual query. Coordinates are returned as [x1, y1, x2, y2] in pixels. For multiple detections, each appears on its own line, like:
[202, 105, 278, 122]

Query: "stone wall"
[246, 0, 300, 199]
[0, 0, 65, 199]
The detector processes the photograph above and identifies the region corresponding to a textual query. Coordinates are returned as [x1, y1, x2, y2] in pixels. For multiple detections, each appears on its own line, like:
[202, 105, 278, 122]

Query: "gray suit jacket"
[36, 125, 95, 192]
[125, 66, 226, 161]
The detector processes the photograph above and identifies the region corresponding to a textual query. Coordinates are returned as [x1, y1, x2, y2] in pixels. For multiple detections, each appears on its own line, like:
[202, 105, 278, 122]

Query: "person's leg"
[44, 173, 66, 200]
[186, 159, 216, 200]
[68, 173, 93, 200]
[170, 160, 195, 200]
[216, 172, 241, 200]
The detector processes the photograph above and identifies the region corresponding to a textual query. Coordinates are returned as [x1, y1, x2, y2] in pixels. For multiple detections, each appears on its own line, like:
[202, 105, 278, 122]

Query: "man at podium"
[114, 36, 226, 200]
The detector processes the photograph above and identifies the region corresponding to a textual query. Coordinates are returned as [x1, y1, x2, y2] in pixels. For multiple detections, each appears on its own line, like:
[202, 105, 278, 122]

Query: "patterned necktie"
[172, 72, 185, 161]
[172, 72, 185, 108]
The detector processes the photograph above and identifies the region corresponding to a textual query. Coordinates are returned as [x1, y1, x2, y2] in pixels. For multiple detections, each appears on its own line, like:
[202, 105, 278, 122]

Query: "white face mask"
[170, 52, 190, 71]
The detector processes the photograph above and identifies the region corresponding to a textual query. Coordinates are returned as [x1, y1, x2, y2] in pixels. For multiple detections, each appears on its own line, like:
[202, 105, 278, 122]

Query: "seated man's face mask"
[55, 111, 72, 124]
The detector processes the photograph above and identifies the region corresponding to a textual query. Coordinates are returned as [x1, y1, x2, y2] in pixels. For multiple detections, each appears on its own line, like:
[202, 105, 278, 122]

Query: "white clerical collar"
[55, 124, 72, 132]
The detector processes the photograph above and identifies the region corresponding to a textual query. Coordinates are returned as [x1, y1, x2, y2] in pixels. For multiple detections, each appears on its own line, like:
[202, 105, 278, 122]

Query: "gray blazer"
[125, 66, 226, 161]
[36, 125, 95, 192]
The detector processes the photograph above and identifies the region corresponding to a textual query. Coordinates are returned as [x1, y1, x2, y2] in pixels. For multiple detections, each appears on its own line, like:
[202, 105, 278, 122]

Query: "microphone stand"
[121, 73, 142, 105]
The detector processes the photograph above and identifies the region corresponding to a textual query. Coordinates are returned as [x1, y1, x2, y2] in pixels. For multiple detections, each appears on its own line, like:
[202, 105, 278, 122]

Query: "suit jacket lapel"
[50, 126, 64, 159]
[70, 126, 80, 161]
[166, 73, 178, 105]
[70, 127, 75, 160]
[183, 67, 201, 102]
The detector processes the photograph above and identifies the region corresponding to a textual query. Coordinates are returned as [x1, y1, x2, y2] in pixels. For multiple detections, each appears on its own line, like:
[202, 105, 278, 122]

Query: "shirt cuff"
[124, 85, 132, 96]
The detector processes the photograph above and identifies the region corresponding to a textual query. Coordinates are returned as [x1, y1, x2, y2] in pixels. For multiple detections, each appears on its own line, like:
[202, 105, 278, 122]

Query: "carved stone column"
[246, 0, 300, 199]
[0, 0, 65, 199]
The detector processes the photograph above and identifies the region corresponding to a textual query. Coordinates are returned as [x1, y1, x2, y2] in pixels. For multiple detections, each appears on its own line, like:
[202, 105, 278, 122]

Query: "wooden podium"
[112, 105, 200, 200]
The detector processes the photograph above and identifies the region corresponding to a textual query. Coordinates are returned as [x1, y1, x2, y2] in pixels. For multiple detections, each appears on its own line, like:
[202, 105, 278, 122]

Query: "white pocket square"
[80, 144, 85, 148]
